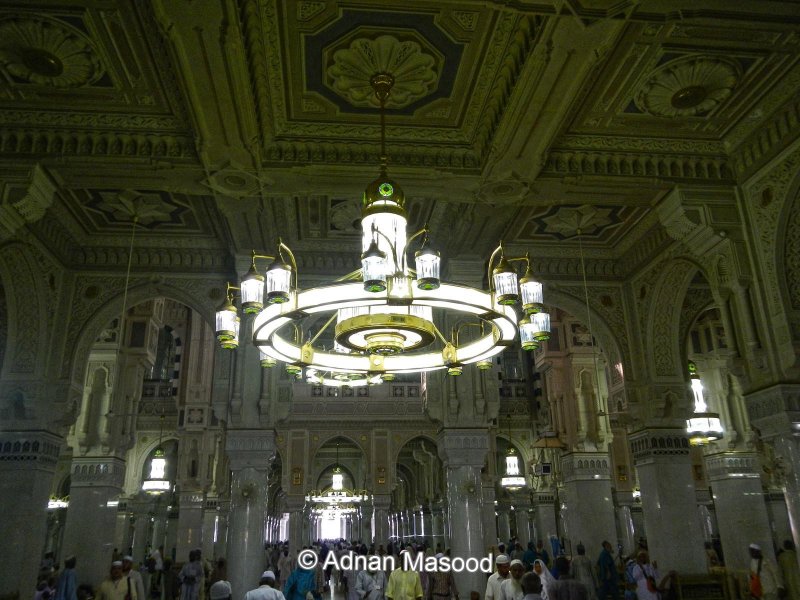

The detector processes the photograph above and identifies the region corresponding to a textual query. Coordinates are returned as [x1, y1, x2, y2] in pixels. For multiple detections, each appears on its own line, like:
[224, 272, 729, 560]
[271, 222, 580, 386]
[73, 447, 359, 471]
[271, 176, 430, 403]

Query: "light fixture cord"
[379, 91, 387, 169]
[577, 230, 605, 418]
[118, 215, 139, 355]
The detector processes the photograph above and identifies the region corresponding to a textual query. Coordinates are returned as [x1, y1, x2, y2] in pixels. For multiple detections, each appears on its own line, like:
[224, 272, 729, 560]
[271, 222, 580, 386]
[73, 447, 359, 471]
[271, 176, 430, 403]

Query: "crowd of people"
[30, 536, 799, 600]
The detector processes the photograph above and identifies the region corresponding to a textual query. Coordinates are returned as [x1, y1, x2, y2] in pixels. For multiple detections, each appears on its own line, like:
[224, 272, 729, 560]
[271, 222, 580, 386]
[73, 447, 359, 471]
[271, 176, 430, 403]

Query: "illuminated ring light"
[335, 313, 436, 355]
[252, 281, 518, 375]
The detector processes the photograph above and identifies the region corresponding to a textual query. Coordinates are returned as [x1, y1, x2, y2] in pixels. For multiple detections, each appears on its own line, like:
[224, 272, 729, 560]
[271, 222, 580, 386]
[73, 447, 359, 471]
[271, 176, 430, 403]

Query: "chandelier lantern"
[213, 72, 549, 384]
[500, 417, 526, 491]
[142, 414, 171, 495]
[686, 361, 723, 446]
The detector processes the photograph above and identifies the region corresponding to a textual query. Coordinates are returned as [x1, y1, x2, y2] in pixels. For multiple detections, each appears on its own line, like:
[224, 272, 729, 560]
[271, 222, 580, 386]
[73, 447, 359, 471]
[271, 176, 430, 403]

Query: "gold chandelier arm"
[225, 282, 241, 300]
[307, 312, 338, 346]
[335, 269, 365, 282]
[487, 243, 503, 292]
[372, 226, 402, 275]
[401, 227, 430, 272]
[431, 323, 449, 346]
[278, 240, 299, 288]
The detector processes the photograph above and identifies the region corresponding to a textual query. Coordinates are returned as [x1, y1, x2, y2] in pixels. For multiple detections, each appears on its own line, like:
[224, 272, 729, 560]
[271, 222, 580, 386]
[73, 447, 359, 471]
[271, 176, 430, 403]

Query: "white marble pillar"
[131, 502, 152, 561]
[514, 504, 532, 544]
[216, 499, 230, 558]
[534, 491, 558, 542]
[202, 500, 218, 559]
[559, 452, 617, 553]
[373, 495, 391, 546]
[439, 429, 488, 597]
[176, 490, 205, 561]
[706, 452, 775, 570]
[629, 428, 706, 574]
[615, 501, 637, 556]
[497, 507, 512, 544]
[165, 508, 179, 560]
[115, 504, 132, 554]
[774, 434, 800, 569]
[421, 508, 432, 544]
[0, 431, 61, 597]
[226, 431, 275, 600]
[745, 384, 800, 569]
[61, 457, 126, 586]
[481, 485, 497, 549]
[151, 503, 169, 551]
[286, 496, 305, 550]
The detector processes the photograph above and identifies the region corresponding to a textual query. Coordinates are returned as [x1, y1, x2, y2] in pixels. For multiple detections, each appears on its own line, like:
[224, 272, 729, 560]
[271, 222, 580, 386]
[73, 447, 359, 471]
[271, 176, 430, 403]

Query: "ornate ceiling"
[0, 0, 798, 281]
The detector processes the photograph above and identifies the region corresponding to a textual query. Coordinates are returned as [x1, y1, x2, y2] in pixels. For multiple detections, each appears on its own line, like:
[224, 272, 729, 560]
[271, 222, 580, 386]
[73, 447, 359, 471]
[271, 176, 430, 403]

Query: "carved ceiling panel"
[509, 204, 650, 248]
[0, 2, 189, 133]
[52, 188, 227, 248]
[559, 20, 800, 144]
[250, 0, 541, 169]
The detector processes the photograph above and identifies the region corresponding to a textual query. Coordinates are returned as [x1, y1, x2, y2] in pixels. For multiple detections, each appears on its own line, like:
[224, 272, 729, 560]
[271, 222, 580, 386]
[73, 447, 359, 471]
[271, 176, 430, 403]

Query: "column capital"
[437, 428, 489, 467]
[744, 383, 800, 439]
[0, 430, 62, 471]
[628, 427, 690, 466]
[225, 429, 276, 470]
[534, 490, 556, 505]
[560, 451, 612, 483]
[704, 451, 761, 482]
[70, 456, 126, 489]
[372, 494, 392, 510]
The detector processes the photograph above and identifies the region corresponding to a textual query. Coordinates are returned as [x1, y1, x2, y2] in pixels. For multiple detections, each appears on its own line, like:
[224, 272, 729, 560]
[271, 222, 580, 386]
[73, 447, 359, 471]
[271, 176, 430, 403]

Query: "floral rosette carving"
[0, 16, 104, 87]
[327, 35, 438, 108]
[635, 55, 739, 117]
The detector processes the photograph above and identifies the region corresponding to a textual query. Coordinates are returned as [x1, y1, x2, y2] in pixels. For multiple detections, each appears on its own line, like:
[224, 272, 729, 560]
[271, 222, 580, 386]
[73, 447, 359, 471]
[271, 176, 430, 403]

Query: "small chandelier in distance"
[500, 417, 526, 491]
[214, 73, 550, 383]
[685, 361, 723, 446]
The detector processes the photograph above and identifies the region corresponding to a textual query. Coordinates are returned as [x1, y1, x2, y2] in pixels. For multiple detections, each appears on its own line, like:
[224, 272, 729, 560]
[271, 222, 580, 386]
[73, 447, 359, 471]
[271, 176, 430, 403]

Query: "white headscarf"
[533, 559, 555, 600]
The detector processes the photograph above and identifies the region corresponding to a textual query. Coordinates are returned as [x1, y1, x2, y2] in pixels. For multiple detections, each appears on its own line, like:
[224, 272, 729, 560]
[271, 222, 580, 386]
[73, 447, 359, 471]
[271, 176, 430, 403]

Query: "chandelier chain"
[577, 230, 605, 416]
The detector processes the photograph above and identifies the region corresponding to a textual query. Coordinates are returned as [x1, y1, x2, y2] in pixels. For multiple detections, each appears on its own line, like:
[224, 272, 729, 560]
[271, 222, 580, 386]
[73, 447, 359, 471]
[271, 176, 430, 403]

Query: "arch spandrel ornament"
[66, 278, 218, 391]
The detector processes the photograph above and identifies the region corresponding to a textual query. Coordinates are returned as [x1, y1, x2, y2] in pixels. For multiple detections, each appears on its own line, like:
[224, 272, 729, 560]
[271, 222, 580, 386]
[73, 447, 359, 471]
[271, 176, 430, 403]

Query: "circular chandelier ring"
[252, 282, 517, 374]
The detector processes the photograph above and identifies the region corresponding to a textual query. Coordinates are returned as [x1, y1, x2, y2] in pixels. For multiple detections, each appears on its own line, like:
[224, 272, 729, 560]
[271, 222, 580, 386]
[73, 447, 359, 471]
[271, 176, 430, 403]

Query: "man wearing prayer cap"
[210, 581, 232, 600]
[96, 561, 137, 600]
[486, 555, 511, 600]
[500, 560, 525, 600]
[122, 555, 145, 600]
[748, 543, 785, 600]
[245, 569, 287, 600]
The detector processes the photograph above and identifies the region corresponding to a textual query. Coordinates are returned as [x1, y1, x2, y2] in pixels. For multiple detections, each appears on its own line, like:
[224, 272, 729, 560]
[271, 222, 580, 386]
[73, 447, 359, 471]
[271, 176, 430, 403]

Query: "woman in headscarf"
[532, 559, 555, 600]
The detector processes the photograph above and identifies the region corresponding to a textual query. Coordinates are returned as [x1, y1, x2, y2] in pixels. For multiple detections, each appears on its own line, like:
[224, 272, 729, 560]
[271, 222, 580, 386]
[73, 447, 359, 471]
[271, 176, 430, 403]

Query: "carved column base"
[559, 452, 617, 555]
[62, 457, 126, 586]
[629, 428, 706, 574]
[0, 431, 61, 597]
[226, 430, 275, 599]
[438, 429, 488, 597]
[706, 451, 774, 570]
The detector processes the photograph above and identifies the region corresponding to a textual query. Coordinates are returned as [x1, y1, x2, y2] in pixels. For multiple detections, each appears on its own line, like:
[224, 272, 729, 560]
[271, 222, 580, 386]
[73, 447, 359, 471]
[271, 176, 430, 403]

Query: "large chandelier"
[214, 73, 549, 383]
[685, 361, 723, 446]
[500, 416, 526, 491]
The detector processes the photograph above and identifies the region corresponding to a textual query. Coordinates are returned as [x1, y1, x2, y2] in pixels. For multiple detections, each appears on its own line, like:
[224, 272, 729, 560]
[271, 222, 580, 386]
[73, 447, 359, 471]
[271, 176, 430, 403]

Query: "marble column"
[439, 429, 488, 597]
[481, 485, 497, 550]
[130, 501, 153, 561]
[421, 508, 432, 544]
[629, 428, 706, 573]
[744, 384, 800, 570]
[533, 490, 558, 543]
[497, 507, 512, 544]
[0, 431, 60, 597]
[175, 490, 205, 560]
[201, 499, 218, 559]
[216, 499, 230, 558]
[614, 499, 637, 556]
[61, 457, 126, 586]
[226, 430, 275, 600]
[514, 502, 532, 544]
[559, 452, 617, 553]
[286, 496, 305, 550]
[774, 434, 800, 569]
[432, 506, 445, 548]
[114, 503, 132, 554]
[373, 494, 391, 546]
